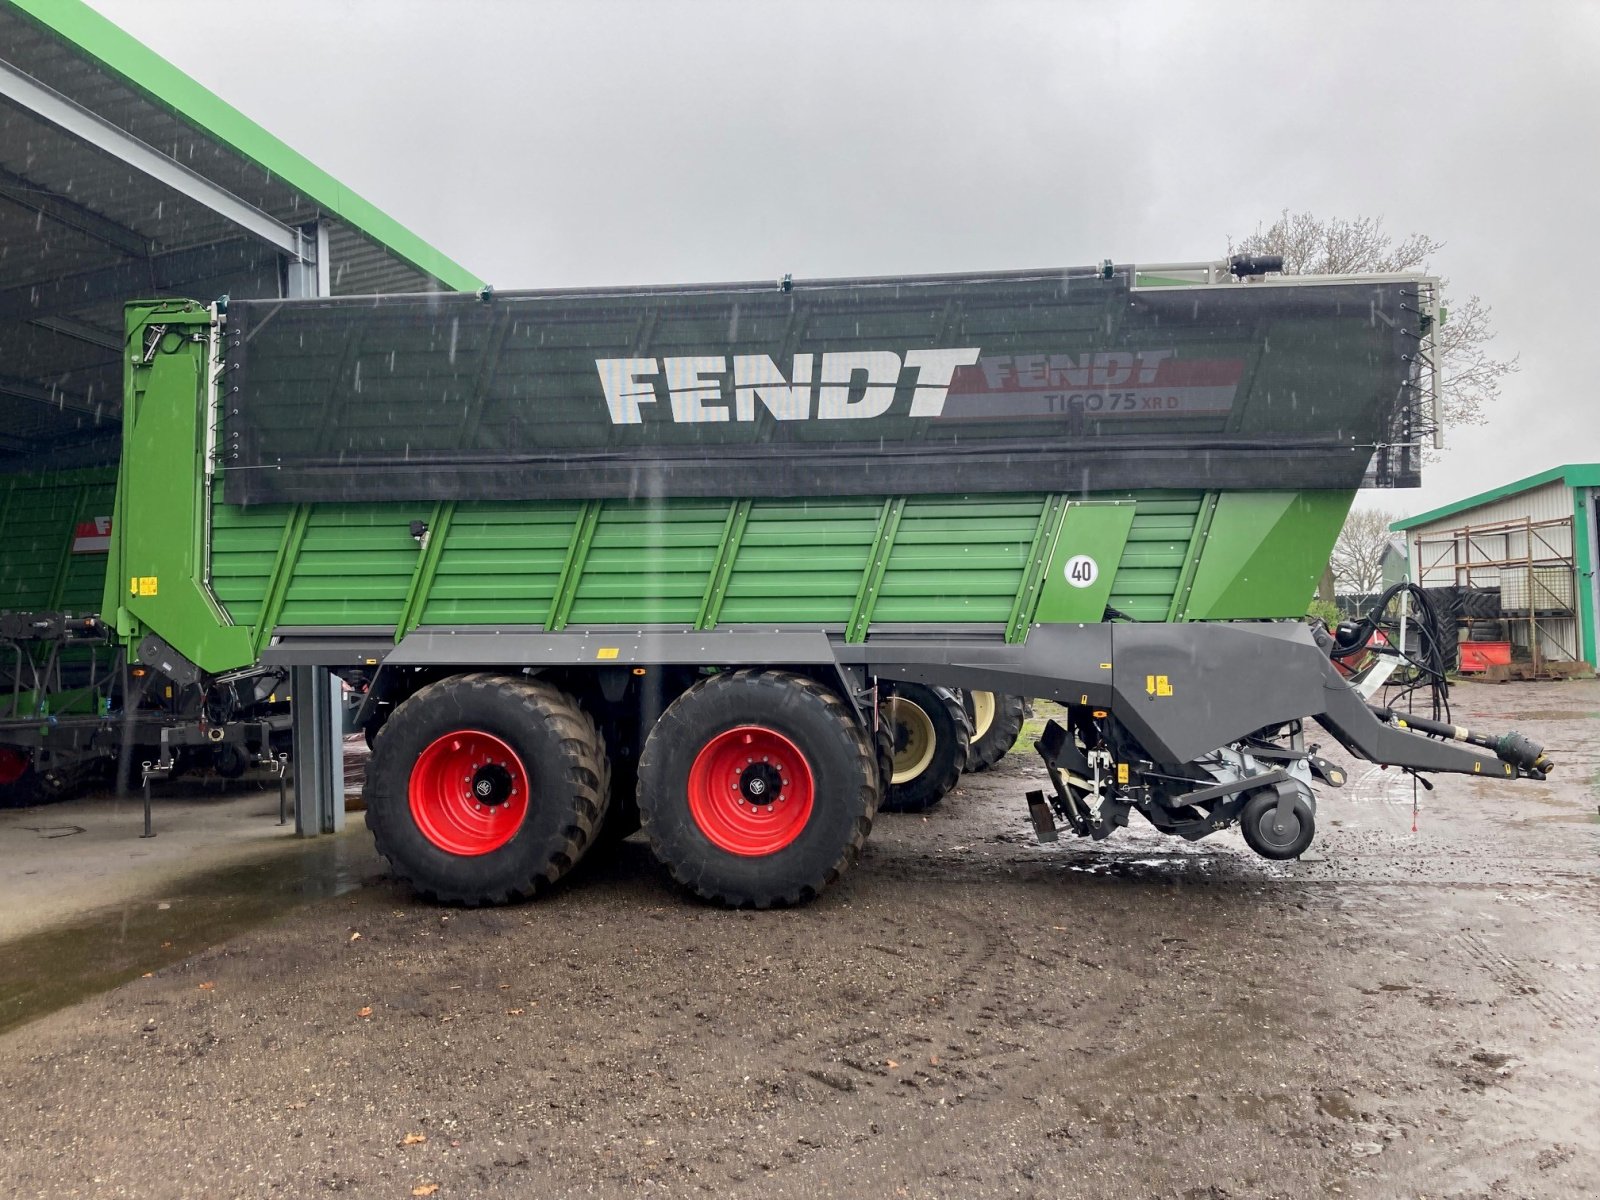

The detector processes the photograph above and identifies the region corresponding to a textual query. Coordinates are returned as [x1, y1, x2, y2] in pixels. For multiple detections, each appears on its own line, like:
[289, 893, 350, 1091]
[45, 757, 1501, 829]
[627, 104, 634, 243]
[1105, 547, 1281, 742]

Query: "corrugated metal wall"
[1402, 480, 1585, 665]
[1408, 482, 1574, 589]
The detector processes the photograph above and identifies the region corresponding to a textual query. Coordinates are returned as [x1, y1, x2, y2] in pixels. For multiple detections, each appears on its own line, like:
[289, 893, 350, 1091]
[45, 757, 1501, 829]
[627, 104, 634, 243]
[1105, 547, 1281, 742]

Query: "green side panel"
[846, 499, 905, 642]
[567, 501, 733, 625]
[1035, 502, 1138, 624]
[0, 468, 116, 613]
[1106, 494, 1206, 621]
[276, 507, 425, 627]
[718, 499, 885, 625]
[117, 306, 255, 673]
[873, 496, 1046, 625]
[396, 503, 453, 638]
[210, 502, 297, 628]
[1183, 491, 1356, 619]
[1005, 494, 1068, 642]
[250, 506, 312, 659]
[419, 502, 584, 627]
[696, 499, 752, 629]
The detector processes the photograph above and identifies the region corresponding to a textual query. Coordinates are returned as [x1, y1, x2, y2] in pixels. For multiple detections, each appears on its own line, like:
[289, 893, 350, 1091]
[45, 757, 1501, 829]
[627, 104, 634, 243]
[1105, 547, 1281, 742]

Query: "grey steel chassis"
[264, 618, 1551, 863]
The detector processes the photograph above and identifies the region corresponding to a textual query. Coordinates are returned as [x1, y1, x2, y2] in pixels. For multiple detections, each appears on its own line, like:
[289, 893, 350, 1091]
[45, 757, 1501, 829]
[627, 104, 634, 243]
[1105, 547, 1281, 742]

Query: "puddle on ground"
[0, 833, 373, 1037]
[1316, 1091, 1360, 1120]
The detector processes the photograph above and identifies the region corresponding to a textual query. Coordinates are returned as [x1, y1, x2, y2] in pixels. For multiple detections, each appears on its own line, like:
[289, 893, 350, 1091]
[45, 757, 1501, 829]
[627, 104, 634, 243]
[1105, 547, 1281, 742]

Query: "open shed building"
[1392, 464, 1600, 674]
[0, 0, 481, 827]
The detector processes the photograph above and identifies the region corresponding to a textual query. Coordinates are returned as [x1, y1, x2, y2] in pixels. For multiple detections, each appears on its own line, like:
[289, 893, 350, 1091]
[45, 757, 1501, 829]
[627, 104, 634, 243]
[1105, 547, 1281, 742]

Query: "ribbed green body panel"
[209, 503, 289, 628]
[569, 503, 728, 626]
[0, 467, 117, 613]
[1109, 496, 1205, 620]
[204, 487, 1342, 644]
[721, 501, 881, 624]
[875, 498, 1041, 624]
[418, 503, 582, 627]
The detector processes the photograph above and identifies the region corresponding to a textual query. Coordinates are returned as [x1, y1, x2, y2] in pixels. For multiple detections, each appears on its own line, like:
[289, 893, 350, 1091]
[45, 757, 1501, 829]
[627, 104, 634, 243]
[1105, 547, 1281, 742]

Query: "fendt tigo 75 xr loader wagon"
[101, 257, 1551, 906]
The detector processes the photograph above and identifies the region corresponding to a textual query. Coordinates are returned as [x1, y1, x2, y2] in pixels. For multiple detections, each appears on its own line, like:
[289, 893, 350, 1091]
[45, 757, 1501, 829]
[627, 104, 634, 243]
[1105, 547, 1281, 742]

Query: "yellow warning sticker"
[1116, 763, 1129, 784]
[132, 576, 158, 597]
[596, 647, 620, 660]
[1144, 674, 1173, 697]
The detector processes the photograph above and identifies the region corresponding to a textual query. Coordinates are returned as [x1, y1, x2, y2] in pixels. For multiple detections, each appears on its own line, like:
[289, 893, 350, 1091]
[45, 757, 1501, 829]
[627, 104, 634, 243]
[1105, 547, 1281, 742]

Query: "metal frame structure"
[0, 58, 305, 256]
[1413, 514, 1580, 675]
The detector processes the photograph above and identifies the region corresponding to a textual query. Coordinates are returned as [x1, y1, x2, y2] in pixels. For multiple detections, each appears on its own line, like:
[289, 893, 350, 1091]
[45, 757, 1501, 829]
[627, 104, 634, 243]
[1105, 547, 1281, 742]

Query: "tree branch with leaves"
[1228, 211, 1517, 429]
[1329, 507, 1402, 597]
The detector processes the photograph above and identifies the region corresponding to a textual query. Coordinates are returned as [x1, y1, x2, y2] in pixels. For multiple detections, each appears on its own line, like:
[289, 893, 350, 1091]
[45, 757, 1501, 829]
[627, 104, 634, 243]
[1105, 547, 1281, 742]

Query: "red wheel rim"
[0, 747, 27, 786]
[687, 726, 814, 857]
[408, 730, 529, 856]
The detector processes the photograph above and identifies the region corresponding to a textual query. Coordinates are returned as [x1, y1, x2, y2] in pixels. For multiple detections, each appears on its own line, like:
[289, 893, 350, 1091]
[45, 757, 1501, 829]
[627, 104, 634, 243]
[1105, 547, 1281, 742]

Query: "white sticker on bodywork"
[1064, 555, 1099, 588]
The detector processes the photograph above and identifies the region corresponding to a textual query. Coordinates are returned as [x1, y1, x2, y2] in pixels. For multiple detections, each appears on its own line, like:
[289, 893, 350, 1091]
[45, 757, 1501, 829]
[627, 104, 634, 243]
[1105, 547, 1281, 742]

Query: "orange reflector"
[1092, 710, 1108, 719]
[130, 667, 147, 677]
[632, 667, 647, 676]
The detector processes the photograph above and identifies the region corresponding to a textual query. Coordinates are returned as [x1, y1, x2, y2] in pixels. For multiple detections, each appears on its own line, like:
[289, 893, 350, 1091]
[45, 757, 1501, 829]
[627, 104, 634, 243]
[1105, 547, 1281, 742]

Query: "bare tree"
[1228, 211, 1517, 429]
[1330, 507, 1401, 597]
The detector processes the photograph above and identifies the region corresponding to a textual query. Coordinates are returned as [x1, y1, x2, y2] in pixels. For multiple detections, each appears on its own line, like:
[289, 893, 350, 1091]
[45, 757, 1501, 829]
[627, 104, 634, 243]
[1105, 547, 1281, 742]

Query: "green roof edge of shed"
[1391, 463, 1600, 531]
[7, 0, 485, 293]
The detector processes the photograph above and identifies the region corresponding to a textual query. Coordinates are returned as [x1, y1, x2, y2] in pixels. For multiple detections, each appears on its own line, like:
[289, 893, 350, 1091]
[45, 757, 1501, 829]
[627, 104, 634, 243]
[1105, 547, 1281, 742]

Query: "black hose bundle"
[1331, 581, 1452, 722]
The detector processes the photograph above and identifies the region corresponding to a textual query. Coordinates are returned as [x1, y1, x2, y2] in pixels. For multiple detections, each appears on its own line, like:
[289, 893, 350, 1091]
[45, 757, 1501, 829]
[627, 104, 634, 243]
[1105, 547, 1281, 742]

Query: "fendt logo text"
[594, 349, 982, 425]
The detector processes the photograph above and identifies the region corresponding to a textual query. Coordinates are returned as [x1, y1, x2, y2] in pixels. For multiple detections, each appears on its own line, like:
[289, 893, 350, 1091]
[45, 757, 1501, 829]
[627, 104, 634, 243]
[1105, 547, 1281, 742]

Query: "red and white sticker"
[71, 516, 112, 553]
[939, 352, 1243, 420]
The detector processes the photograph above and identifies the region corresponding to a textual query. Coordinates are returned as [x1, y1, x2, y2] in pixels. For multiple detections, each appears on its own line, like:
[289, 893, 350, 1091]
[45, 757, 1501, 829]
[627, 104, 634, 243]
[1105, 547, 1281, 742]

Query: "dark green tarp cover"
[223, 265, 1426, 504]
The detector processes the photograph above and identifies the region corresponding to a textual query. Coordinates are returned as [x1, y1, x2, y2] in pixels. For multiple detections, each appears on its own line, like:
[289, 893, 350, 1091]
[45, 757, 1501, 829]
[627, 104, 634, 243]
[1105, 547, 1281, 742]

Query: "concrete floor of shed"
[0, 765, 376, 1036]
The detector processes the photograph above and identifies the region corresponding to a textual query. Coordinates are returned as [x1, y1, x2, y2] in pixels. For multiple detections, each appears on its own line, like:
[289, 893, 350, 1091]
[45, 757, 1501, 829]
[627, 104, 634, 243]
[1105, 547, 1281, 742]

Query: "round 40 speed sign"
[1063, 554, 1099, 588]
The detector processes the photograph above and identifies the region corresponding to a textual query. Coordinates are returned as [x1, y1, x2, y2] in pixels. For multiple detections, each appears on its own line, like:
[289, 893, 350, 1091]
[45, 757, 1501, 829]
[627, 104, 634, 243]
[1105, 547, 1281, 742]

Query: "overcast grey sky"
[86, 0, 1600, 516]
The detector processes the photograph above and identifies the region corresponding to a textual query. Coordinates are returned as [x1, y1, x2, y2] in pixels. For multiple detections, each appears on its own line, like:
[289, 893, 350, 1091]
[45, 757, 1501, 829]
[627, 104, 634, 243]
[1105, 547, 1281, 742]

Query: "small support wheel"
[1240, 786, 1315, 860]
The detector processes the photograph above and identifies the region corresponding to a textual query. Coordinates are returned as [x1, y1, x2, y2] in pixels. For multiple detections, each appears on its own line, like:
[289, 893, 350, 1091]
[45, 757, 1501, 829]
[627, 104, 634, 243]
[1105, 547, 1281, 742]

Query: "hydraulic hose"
[1368, 705, 1554, 778]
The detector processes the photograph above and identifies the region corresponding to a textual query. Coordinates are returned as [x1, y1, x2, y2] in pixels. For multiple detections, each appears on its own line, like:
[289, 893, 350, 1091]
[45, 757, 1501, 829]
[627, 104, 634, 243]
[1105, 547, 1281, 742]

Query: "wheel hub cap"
[885, 697, 937, 785]
[408, 729, 530, 856]
[687, 726, 815, 857]
[471, 763, 514, 807]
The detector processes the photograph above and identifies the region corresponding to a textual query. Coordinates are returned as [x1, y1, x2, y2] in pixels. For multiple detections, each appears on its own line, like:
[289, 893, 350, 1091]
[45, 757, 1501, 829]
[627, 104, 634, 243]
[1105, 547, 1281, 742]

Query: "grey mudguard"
[845, 622, 1516, 777]
[359, 620, 1513, 778]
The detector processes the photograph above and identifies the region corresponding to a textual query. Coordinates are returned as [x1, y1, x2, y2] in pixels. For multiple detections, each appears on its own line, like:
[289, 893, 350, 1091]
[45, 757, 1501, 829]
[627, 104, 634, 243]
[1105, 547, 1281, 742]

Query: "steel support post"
[290, 666, 345, 836]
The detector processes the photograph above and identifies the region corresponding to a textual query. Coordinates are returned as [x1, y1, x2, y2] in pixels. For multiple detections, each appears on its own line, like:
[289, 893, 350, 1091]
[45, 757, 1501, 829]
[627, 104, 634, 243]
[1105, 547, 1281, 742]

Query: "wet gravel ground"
[1, 679, 1596, 1199]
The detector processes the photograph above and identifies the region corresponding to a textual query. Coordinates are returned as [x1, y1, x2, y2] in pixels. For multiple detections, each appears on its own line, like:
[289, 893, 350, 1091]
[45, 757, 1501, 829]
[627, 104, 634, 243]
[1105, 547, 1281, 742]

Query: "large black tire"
[962, 691, 1027, 772]
[874, 716, 894, 800]
[589, 714, 641, 848]
[592, 758, 639, 846]
[878, 682, 969, 813]
[637, 670, 878, 908]
[365, 673, 609, 905]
